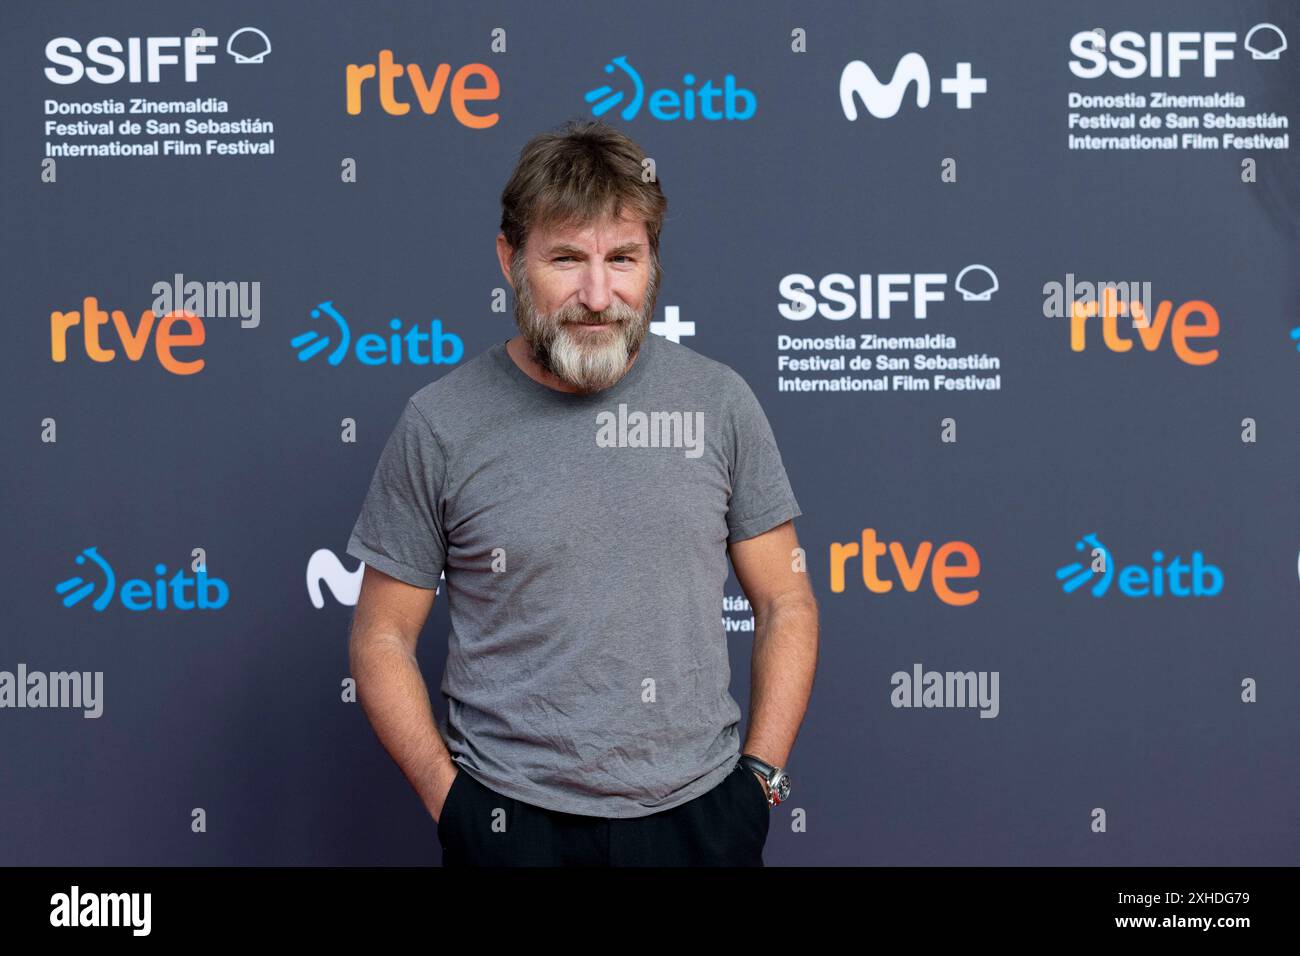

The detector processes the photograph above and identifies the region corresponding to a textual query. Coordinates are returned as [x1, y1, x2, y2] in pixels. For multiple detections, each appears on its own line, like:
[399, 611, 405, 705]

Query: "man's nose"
[577, 267, 614, 314]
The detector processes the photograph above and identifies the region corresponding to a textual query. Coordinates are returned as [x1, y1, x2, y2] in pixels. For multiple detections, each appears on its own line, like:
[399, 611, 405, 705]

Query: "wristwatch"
[738, 753, 791, 808]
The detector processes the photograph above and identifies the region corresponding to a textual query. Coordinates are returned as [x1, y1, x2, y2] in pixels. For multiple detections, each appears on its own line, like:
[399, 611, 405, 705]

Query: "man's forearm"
[350, 633, 455, 816]
[742, 593, 818, 772]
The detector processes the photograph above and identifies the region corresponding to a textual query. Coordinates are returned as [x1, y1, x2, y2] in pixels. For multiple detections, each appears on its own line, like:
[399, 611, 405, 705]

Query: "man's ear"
[495, 233, 516, 290]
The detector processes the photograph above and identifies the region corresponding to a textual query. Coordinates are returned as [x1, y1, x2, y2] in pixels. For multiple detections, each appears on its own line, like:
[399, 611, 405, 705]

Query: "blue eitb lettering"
[1055, 533, 1224, 598]
[585, 56, 756, 121]
[55, 546, 230, 611]
[292, 300, 464, 366]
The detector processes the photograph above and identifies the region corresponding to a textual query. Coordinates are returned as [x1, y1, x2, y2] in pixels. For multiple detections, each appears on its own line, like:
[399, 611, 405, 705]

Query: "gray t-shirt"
[346, 330, 802, 817]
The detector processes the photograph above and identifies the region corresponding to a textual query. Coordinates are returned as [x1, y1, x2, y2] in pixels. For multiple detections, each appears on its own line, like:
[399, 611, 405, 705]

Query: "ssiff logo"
[45, 29, 271, 84]
[292, 300, 464, 366]
[1055, 533, 1223, 597]
[779, 265, 999, 320]
[56, 547, 229, 610]
[1068, 25, 1287, 79]
[585, 55, 755, 120]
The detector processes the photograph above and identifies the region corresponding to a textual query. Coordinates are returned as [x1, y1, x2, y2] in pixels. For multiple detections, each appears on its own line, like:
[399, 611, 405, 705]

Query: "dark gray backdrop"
[2, 0, 1297, 865]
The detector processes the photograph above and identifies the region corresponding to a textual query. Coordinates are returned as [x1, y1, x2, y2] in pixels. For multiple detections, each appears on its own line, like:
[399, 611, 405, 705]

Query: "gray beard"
[513, 265, 657, 393]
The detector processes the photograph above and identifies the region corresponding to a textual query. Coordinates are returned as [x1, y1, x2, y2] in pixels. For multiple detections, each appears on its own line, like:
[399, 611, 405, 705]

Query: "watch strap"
[739, 753, 775, 778]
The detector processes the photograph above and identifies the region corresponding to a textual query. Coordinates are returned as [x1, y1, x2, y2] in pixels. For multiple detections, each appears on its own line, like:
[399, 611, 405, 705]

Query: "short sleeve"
[345, 400, 448, 588]
[724, 374, 803, 544]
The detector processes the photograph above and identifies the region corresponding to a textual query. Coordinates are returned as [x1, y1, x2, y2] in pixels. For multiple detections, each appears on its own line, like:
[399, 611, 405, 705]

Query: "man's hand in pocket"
[431, 760, 460, 823]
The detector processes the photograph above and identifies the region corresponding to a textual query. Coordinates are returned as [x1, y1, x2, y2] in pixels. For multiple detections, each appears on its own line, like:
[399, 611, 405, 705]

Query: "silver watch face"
[774, 772, 791, 802]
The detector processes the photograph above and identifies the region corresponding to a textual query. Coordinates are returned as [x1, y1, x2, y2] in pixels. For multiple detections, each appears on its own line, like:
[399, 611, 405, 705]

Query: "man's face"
[509, 213, 658, 394]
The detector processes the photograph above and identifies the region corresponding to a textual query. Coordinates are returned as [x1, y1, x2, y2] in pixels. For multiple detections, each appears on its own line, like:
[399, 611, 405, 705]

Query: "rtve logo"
[584, 55, 755, 121]
[1069, 25, 1288, 80]
[1066, 287, 1219, 365]
[830, 529, 980, 606]
[1056, 533, 1223, 598]
[56, 547, 230, 611]
[51, 297, 205, 375]
[291, 300, 464, 366]
[345, 52, 499, 127]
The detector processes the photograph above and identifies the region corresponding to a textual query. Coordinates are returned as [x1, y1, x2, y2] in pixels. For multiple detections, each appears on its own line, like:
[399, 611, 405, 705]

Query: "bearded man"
[346, 119, 818, 867]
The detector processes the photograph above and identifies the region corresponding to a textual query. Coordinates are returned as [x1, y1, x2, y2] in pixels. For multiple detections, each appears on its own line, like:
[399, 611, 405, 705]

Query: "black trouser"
[437, 760, 771, 866]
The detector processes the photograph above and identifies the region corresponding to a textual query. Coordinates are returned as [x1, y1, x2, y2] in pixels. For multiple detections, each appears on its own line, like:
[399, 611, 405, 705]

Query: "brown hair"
[500, 119, 668, 264]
